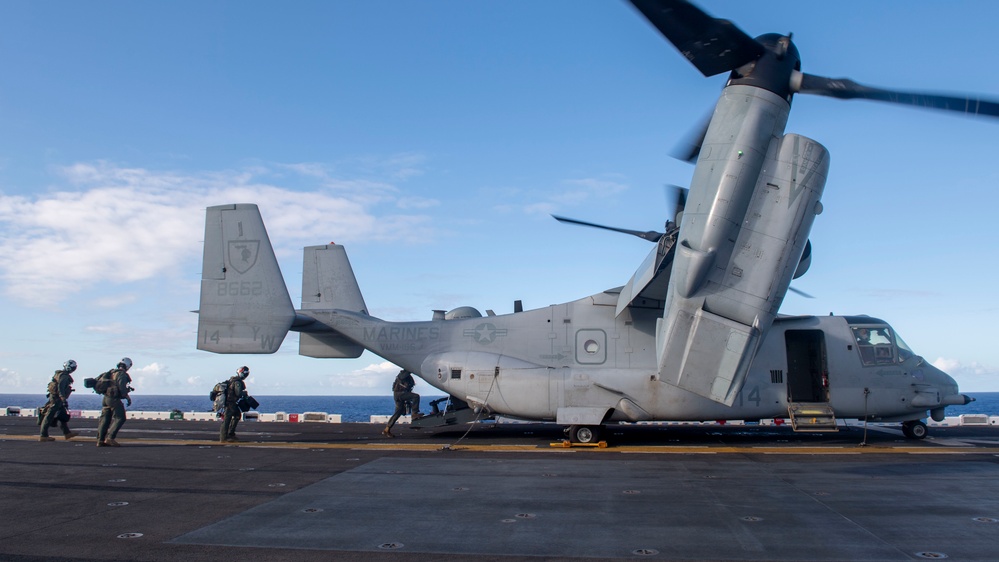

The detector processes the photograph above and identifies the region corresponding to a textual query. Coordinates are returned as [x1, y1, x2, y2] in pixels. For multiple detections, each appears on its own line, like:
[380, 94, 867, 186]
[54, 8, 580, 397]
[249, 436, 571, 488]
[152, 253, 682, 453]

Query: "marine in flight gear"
[39, 360, 78, 442]
[96, 357, 133, 447]
[383, 369, 422, 437]
[220, 366, 250, 442]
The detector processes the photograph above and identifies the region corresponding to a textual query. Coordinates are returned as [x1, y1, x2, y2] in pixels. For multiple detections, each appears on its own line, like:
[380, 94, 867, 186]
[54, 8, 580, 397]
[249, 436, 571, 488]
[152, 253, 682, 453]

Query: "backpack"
[209, 379, 230, 414]
[46, 378, 59, 398]
[91, 370, 114, 394]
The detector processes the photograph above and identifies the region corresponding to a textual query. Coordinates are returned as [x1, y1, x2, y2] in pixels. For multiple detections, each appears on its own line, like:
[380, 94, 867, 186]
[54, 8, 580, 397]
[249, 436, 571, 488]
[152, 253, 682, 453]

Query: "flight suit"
[220, 376, 247, 442]
[384, 371, 421, 435]
[39, 369, 76, 440]
[96, 369, 131, 446]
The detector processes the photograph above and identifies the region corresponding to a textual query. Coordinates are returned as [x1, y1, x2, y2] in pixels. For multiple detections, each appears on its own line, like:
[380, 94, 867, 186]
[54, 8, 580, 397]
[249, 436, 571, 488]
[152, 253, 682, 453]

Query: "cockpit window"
[853, 326, 895, 366]
[894, 332, 915, 362]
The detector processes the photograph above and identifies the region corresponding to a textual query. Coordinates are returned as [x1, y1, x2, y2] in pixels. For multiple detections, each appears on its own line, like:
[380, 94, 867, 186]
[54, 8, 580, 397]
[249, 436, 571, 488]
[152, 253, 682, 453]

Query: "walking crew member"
[39, 360, 79, 442]
[96, 357, 133, 447]
[221, 366, 250, 443]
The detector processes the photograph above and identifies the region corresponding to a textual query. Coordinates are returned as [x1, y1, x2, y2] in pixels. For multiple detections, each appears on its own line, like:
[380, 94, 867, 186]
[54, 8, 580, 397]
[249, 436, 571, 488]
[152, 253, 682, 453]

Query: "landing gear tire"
[902, 420, 928, 440]
[567, 425, 601, 444]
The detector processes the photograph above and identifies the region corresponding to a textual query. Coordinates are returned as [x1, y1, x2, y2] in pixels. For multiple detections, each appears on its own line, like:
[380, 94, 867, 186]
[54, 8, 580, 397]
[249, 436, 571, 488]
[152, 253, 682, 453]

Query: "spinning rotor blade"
[672, 113, 710, 163]
[552, 186, 685, 244]
[787, 286, 814, 299]
[552, 215, 663, 242]
[664, 184, 687, 226]
[632, 0, 999, 160]
[628, 0, 763, 77]
[671, 184, 686, 218]
[795, 73, 999, 119]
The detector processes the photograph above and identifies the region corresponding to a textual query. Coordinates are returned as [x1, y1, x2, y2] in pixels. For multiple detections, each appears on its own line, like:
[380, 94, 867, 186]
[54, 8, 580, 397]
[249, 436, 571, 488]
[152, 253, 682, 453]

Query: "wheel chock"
[549, 440, 608, 448]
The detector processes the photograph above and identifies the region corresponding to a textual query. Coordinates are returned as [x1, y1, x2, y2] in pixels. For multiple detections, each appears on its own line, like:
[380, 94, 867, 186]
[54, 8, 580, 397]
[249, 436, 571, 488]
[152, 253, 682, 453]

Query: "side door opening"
[784, 329, 837, 432]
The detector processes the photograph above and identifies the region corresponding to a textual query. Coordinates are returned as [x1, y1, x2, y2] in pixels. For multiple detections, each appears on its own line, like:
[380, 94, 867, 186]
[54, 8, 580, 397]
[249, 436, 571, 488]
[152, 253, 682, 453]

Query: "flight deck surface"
[2, 417, 998, 561]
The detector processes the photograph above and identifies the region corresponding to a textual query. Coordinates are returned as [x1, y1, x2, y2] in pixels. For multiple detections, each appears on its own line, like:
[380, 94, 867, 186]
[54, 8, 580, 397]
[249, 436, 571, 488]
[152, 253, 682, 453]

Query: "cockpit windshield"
[894, 331, 915, 362]
[852, 325, 899, 366]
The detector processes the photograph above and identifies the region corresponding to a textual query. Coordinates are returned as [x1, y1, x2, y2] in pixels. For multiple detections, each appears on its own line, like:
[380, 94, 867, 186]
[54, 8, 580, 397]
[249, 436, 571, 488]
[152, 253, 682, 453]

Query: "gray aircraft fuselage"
[309, 292, 960, 426]
[196, 203, 971, 438]
[194, 36, 972, 436]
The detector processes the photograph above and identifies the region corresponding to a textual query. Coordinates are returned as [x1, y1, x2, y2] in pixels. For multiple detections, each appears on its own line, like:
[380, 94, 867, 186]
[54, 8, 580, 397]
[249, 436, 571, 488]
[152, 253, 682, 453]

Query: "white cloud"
[934, 357, 989, 375]
[397, 196, 440, 210]
[0, 159, 441, 308]
[379, 152, 428, 181]
[129, 361, 187, 392]
[324, 360, 400, 390]
[558, 177, 629, 200]
[933, 357, 999, 392]
[495, 176, 631, 217]
[524, 201, 557, 215]
[0, 366, 30, 390]
[340, 152, 428, 181]
[84, 323, 128, 334]
[92, 294, 139, 308]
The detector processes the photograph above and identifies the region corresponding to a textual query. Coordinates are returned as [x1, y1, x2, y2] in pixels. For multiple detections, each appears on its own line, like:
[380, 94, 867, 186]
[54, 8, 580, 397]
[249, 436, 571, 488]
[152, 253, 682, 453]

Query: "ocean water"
[0, 394, 447, 423]
[3, 392, 997, 422]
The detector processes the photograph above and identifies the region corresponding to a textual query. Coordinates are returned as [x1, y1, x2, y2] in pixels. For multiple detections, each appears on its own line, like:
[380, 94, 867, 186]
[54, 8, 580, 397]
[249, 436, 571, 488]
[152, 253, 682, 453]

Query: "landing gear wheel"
[902, 420, 928, 440]
[568, 425, 601, 444]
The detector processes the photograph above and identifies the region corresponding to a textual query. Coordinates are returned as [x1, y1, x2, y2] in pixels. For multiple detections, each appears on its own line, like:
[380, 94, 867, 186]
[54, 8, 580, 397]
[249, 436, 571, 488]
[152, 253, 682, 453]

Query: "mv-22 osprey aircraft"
[197, 0, 992, 442]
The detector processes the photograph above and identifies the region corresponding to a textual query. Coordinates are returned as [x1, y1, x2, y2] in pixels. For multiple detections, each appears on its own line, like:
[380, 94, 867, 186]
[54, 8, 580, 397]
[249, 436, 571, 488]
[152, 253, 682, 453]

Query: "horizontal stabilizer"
[300, 331, 364, 359]
[197, 204, 294, 354]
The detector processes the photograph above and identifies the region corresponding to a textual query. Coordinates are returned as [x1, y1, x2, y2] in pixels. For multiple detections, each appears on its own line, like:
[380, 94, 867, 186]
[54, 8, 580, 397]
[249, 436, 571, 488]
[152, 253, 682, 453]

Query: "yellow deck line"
[5, 433, 999, 455]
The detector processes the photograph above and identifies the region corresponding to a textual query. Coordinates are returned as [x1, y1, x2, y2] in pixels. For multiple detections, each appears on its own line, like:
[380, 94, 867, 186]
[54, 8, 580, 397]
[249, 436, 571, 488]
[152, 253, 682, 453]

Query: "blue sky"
[1, 1, 997, 396]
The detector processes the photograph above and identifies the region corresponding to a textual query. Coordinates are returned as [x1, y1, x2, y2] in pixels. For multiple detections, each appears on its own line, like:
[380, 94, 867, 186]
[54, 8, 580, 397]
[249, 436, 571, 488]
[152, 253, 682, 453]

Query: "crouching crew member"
[383, 369, 423, 438]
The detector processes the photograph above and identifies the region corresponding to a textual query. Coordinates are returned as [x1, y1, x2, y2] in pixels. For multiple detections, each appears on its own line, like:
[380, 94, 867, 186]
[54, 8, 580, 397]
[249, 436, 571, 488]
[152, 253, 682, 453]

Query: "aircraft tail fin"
[301, 244, 368, 313]
[197, 204, 295, 354]
[298, 244, 367, 358]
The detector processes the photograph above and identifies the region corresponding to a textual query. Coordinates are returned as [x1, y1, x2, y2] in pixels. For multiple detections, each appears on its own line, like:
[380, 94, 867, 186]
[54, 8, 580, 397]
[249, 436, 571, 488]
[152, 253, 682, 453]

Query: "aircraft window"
[583, 339, 600, 354]
[894, 332, 915, 362]
[853, 326, 895, 366]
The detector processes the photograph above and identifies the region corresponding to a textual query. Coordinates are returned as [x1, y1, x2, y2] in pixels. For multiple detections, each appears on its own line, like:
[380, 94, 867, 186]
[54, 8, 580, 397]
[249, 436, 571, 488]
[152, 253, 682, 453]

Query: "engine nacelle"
[657, 86, 829, 406]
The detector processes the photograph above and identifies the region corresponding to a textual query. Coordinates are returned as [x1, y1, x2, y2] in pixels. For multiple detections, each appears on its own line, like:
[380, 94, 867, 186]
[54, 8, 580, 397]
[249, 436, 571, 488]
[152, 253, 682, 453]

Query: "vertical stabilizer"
[298, 244, 367, 358]
[197, 204, 294, 353]
[301, 244, 367, 313]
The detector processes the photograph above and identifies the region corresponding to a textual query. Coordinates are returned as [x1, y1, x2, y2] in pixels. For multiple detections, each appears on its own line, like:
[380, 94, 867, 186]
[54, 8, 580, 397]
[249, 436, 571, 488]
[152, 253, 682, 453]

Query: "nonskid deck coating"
[2, 417, 999, 561]
[170, 456, 999, 560]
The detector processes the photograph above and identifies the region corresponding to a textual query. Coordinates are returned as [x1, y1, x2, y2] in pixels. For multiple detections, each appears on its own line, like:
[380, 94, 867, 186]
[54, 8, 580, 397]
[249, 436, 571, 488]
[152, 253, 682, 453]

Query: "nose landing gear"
[901, 419, 928, 439]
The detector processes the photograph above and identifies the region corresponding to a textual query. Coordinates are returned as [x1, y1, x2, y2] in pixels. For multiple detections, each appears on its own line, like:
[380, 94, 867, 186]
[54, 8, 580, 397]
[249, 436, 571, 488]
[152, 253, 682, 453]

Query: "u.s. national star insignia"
[463, 323, 508, 345]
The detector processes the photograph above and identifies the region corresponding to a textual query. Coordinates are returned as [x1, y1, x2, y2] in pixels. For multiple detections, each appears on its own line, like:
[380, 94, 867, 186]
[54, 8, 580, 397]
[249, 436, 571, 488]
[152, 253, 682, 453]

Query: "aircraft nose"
[926, 362, 975, 412]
